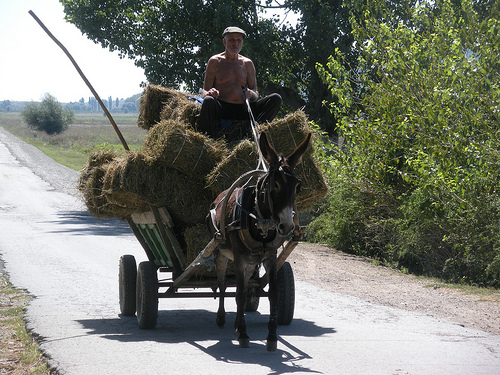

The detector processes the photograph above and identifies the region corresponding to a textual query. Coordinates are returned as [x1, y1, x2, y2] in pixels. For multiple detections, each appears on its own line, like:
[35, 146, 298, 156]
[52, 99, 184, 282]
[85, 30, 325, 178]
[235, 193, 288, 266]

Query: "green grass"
[0, 112, 147, 171]
[0, 274, 51, 374]
[422, 280, 500, 303]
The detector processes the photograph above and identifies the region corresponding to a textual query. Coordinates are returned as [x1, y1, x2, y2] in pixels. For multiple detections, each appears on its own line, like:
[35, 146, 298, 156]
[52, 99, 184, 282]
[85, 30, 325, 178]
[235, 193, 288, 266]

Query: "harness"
[233, 186, 280, 256]
[211, 162, 299, 256]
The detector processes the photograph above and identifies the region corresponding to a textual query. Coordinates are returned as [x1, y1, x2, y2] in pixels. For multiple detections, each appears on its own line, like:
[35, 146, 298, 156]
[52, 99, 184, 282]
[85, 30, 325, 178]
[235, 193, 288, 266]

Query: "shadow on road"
[77, 309, 335, 374]
[44, 210, 133, 236]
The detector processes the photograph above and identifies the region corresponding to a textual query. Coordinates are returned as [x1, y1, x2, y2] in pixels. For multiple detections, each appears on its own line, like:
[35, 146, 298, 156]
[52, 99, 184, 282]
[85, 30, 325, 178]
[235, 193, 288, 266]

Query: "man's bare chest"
[215, 60, 247, 84]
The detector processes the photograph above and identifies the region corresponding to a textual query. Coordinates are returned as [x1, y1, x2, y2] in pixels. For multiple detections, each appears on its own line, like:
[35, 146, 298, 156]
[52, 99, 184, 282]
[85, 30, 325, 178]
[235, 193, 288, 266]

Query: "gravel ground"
[289, 243, 500, 336]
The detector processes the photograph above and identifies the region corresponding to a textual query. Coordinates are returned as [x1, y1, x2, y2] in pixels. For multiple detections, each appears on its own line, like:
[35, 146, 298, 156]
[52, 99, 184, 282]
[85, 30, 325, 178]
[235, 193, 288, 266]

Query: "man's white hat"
[222, 26, 246, 38]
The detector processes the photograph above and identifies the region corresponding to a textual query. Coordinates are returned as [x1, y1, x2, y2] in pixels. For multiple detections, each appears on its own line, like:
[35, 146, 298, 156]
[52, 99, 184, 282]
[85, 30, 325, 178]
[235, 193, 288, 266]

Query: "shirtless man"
[197, 26, 282, 138]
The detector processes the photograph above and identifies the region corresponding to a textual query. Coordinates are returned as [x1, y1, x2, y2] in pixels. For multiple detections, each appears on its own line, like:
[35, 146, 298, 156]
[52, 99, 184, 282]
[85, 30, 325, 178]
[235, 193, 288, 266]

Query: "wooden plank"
[151, 205, 184, 277]
[158, 207, 187, 267]
[131, 209, 169, 225]
[127, 218, 157, 264]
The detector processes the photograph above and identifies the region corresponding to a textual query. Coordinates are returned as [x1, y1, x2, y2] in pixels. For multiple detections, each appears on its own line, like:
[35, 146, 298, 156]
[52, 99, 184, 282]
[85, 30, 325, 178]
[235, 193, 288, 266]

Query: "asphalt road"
[1, 126, 499, 375]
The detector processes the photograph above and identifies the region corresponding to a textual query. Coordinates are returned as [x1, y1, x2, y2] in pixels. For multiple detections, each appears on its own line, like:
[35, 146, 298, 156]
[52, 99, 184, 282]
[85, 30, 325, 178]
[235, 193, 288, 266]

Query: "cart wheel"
[277, 261, 295, 325]
[119, 255, 137, 316]
[136, 261, 158, 329]
[245, 287, 260, 312]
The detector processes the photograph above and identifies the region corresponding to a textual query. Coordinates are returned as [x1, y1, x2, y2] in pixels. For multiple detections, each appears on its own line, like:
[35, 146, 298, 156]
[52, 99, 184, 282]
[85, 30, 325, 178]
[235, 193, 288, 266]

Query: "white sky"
[0, 0, 147, 103]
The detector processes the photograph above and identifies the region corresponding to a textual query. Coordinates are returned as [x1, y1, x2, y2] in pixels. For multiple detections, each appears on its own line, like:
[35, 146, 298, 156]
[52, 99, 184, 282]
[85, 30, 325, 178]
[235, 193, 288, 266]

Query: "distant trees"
[21, 93, 74, 135]
[65, 94, 140, 112]
[0, 100, 11, 112]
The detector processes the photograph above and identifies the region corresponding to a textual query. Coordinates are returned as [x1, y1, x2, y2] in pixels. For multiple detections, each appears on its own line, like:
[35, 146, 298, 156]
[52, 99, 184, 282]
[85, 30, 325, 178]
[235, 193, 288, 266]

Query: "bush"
[21, 93, 74, 135]
[312, 0, 500, 287]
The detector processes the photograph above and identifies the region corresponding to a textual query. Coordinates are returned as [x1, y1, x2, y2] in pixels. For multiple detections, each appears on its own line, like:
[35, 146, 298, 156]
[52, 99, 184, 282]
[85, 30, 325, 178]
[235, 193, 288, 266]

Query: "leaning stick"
[28, 10, 130, 151]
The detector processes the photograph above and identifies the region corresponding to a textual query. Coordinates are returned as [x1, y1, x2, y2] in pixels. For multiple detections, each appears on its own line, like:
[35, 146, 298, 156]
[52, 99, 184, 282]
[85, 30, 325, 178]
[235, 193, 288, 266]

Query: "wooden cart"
[119, 205, 305, 329]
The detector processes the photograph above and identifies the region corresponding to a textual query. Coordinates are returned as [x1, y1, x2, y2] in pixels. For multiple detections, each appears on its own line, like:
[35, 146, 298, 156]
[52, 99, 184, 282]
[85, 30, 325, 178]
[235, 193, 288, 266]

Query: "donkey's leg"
[215, 254, 228, 328]
[264, 256, 278, 351]
[234, 260, 255, 347]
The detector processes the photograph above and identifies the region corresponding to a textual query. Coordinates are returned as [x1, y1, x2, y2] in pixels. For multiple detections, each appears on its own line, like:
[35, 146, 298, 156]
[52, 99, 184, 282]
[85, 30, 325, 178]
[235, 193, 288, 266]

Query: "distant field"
[0, 112, 148, 170]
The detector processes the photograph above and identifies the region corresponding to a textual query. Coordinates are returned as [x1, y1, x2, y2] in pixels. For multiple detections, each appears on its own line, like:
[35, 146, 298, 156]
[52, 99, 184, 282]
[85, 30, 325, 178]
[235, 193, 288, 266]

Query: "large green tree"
[60, 0, 414, 132]
[312, 0, 500, 286]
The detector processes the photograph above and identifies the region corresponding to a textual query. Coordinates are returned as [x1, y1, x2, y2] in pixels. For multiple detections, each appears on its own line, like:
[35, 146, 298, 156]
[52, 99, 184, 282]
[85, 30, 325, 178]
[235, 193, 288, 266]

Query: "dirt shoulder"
[290, 243, 500, 336]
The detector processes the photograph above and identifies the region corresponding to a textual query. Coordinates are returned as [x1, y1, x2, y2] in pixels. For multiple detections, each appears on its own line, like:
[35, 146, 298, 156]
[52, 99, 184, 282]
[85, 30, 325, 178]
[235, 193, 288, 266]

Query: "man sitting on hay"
[197, 26, 282, 138]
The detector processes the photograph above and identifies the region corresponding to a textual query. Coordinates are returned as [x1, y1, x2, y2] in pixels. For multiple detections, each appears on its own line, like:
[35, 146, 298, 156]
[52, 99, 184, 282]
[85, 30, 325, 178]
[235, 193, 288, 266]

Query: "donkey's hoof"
[239, 338, 250, 348]
[235, 331, 250, 348]
[216, 315, 226, 328]
[266, 339, 278, 351]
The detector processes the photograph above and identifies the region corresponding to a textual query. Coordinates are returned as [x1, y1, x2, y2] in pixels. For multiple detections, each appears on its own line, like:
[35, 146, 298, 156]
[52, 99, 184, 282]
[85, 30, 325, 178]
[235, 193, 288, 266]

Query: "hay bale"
[138, 85, 199, 130]
[144, 164, 214, 225]
[258, 110, 328, 209]
[294, 156, 329, 211]
[257, 110, 313, 157]
[159, 92, 201, 128]
[101, 152, 153, 214]
[206, 139, 259, 195]
[79, 149, 215, 224]
[78, 150, 141, 219]
[143, 119, 228, 181]
[78, 162, 113, 218]
[184, 224, 218, 277]
[184, 224, 213, 273]
[99, 151, 214, 225]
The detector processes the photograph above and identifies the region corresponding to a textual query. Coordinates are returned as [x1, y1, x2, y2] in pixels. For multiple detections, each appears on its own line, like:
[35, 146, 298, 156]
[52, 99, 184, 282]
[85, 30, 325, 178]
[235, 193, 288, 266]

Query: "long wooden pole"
[28, 10, 130, 151]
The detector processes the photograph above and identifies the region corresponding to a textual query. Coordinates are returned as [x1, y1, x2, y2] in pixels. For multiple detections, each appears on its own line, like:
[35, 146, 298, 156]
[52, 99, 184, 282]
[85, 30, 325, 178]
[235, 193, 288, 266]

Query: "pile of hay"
[80, 86, 328, 223]
[79, 86, 329, 270]
[138, 85, 201, 130]
[79, 123, 224, 224]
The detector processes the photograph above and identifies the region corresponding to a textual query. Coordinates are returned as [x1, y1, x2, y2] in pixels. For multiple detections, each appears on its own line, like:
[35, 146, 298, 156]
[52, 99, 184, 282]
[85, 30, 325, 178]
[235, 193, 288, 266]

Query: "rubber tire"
[119, 255, 137, 316]
[276, 261, 295, 325]
[136, 261, 158, 329]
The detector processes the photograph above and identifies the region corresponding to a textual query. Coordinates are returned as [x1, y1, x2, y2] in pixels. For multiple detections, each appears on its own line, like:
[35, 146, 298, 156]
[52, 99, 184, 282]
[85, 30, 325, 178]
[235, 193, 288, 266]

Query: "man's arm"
[201, 57, 219, 98]
[245, 60, 258, 102]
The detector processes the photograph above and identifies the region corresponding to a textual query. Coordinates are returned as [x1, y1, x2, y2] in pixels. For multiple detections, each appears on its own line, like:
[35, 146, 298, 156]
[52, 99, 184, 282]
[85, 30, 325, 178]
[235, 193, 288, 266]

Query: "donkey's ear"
[287, 133, 311, 168]
[259, 132, 279, 165]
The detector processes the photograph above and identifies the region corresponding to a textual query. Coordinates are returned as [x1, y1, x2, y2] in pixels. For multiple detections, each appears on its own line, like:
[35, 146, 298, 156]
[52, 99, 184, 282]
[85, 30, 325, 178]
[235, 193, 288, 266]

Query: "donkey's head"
[256, 132, 311, 236]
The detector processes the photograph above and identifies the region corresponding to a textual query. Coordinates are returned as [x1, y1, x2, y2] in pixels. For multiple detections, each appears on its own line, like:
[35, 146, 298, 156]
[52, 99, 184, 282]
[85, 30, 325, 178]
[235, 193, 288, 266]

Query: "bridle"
[252, 159, 300, 237]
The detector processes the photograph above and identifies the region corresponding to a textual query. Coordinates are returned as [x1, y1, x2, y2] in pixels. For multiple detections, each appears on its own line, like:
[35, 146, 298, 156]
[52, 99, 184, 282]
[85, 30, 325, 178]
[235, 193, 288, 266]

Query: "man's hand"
[242, 86, 258, 102]
[204, 88, 219, 98]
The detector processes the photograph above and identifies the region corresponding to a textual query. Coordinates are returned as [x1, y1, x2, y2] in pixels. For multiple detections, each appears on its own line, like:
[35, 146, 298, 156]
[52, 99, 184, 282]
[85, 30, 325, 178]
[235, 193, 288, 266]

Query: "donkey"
[207, 131, 311, 351]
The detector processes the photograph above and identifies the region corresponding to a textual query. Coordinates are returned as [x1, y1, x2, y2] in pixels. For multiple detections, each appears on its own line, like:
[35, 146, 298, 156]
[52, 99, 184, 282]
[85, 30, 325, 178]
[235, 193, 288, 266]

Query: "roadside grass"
[422, 279, 500, 303]
[0, 273, 52, 374]
[0, 112, 147, 171]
